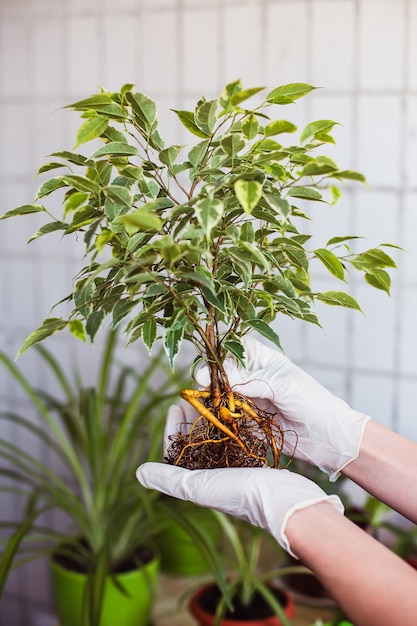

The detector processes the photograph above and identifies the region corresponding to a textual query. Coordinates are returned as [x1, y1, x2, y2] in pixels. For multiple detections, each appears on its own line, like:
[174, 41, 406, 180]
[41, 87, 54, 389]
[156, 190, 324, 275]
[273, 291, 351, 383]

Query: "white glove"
[136, 463, 344, 558]
[194, 336, 370, 481]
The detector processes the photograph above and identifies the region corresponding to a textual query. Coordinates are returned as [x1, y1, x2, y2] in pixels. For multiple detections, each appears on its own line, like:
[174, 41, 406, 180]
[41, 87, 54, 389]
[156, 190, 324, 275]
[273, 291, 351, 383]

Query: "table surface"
[152, 573, 338, 626]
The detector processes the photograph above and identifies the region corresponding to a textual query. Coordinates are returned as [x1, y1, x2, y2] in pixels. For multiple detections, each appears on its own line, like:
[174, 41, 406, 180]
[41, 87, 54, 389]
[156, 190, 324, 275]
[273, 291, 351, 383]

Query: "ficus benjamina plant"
[1, 79, 397, 470]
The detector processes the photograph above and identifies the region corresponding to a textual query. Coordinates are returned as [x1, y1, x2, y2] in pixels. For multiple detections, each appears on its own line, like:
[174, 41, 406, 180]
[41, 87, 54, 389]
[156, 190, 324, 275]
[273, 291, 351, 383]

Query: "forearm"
[343, 420, 417, 524]
[286, 501, 417, 626]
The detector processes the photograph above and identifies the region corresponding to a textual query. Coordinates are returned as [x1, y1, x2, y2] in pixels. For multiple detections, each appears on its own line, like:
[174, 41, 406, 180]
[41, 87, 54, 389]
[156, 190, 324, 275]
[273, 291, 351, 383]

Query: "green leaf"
[326, 235, 362, 247]
[246, 319, 283, 351]
[314, 248, 345, 280]
[195, 99, 218, 134]
[0, 504, 39, 595]
[74, 279, 95, 318]
[28, 221, 67, 244]
[119, 165, 143, 182]
[300, 120, 339, 144]
[221, 134, 245, 156]
[239, 221, 255, 243]
[0, 204, 47, 220]
[264, 120, 297, 136]
[74, 115, 109, 149]
[200, 284, 227, 315]
[230, 86, 265, 106]
[126, 91, 157, 131]
[194, 197, 224, 238]
[330, 185, 342, 205]
[50, 151, 91, 167]
[159, 145, 183, 166]
[284, 247, 309, 272]
[163, 325, 184, 370]
[112, 298, 137, 325]
[365, 269, 391, 294]
[120, 208, 162, 233]
[61, 175, 101, 195]
[64, 192, 88, 216]
[224, 337, 246, 367]
[234, 180, 262, 214]
[91, 141, 138, 158]
[241, 114, 260, 140]
[142, 318, 157, 353]
[334, 170, 367, 183]
[68, 319, 86, 341]
[36, 161, 68, 174]
[104, 185, 133, 208]
[171, 110, 210, 138]
[95, 229, 114, 253]
[352, 248, 397, 270]
[17, 318, 68, 358]
[317, 291, 362, 311]
[263, 194, 291, 219]
[188, 139, 210, 167]
[286, 187, 324, 202]
[65, 93, 127, 119]
[35, 177, 67, 199]
[86, 310, 105, 342]
[315, 132, 336, 144]
[219, 79, 243, 108]
[239, 241, 269, 270]
[264, 163, 286, 180]
[301, 161, 338, 177]
[266, 83, 317, 104]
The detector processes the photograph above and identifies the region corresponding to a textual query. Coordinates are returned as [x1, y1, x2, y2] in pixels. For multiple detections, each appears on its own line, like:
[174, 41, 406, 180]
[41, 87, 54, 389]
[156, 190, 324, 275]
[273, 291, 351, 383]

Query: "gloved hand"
[194, 336, 370, 481]
[136, 463, 344, 558]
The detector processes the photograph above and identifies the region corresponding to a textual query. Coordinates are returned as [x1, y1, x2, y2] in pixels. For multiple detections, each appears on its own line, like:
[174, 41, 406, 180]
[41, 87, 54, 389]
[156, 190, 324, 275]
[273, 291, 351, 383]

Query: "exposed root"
[165, 388, 294, 470]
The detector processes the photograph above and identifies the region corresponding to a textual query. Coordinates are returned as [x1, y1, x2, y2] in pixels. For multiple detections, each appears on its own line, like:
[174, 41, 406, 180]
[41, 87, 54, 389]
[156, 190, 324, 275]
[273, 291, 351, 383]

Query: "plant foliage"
[1, 80, 396, 371]
[0, 332, 199, 624]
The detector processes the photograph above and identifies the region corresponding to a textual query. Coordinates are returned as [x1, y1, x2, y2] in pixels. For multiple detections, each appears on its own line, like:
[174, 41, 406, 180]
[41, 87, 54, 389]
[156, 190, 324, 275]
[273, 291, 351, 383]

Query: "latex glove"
[136, 462, 344, 558]
[195, 336, 370, 481]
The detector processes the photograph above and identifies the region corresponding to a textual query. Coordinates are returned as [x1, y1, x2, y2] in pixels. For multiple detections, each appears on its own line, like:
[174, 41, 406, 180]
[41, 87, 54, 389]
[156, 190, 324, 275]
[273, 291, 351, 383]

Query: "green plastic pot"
[156, 502, 221, 576]
[50, 550, 159, 626]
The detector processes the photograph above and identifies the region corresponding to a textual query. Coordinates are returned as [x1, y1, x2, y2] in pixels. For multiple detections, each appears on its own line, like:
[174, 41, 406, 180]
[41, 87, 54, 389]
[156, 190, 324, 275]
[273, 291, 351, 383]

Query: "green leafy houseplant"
[0, 331, 189, 625]
[1, 80, 397, 470]
[187, 512, 303, 626]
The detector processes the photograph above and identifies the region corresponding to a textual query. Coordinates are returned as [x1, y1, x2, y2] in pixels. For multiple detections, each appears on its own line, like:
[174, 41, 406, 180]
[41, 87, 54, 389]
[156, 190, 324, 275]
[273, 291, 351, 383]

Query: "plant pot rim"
[189, 581, 295, 626]
[50, 546, 159, 581]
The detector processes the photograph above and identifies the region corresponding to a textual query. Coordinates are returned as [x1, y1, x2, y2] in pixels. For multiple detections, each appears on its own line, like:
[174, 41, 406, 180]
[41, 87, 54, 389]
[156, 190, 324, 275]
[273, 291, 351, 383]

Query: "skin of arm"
[342, 420, 417, 524]
[285, 420, 417, 625]
[286, 501, 417, 626]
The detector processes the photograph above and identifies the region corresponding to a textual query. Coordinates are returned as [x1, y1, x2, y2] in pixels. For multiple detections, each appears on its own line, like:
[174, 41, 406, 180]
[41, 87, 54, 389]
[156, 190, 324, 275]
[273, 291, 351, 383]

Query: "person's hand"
[136, 463, 344, 558]
[195, 336, 370, 481]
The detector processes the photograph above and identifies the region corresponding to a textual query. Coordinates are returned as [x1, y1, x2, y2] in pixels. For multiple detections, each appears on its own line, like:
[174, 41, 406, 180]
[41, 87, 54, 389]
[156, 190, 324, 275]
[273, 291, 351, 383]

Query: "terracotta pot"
[189, 583, 295, 626]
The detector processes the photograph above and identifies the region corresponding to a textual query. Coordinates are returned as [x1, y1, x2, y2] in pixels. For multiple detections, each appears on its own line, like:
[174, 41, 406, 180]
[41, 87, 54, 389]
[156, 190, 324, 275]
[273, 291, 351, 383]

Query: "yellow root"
[180, 388, 266, 465]
[176, 388, 283, 469]
[180, 390, 248, 449]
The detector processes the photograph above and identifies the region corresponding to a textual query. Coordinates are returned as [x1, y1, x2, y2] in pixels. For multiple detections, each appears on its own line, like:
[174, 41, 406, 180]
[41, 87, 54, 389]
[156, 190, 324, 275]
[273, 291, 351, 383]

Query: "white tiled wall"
[0, 0, 416, 623]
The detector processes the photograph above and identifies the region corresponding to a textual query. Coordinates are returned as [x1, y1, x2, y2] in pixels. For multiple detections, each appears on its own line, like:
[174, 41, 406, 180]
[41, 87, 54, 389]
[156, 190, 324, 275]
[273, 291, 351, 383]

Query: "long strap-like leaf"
[0, 351, 93, 512]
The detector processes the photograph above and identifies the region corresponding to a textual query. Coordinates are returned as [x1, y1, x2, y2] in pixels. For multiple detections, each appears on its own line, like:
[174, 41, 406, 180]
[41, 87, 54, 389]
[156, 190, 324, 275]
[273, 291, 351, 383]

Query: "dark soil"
[53, 543, 154, 575]
[199, 584, 288, 620]
[283, 569, 330, 599]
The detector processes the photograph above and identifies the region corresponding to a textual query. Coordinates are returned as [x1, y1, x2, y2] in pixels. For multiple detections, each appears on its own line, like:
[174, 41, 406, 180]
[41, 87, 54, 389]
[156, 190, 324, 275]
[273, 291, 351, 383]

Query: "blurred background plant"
[0, 330, 193, 625]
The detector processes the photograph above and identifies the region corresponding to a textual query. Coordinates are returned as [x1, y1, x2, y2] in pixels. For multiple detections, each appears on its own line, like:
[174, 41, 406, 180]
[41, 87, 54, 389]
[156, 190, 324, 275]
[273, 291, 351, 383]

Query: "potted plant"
[1, 79, 397, 470]
[187, 512, 300, 626]
[0, 331, 194, 626]
[155, 496, 222, 577]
